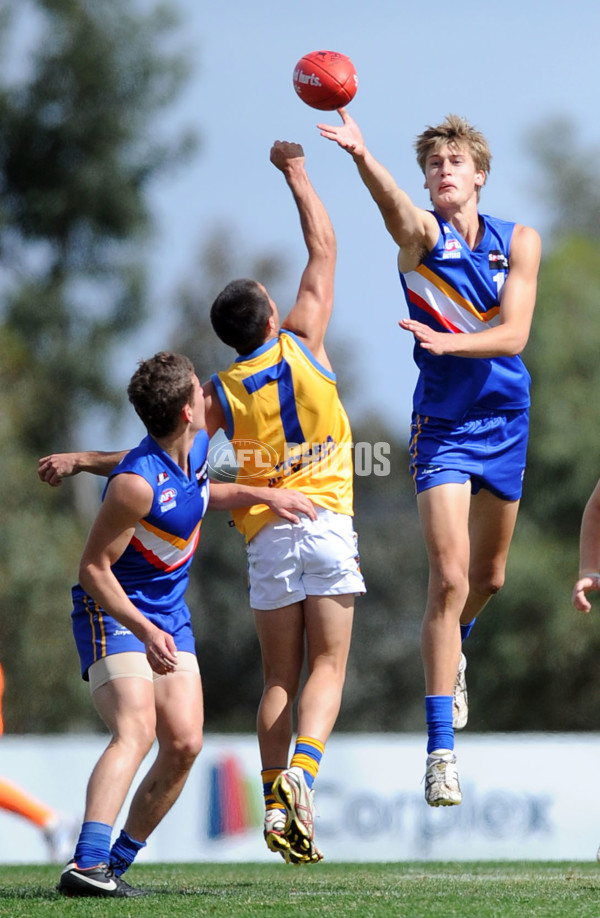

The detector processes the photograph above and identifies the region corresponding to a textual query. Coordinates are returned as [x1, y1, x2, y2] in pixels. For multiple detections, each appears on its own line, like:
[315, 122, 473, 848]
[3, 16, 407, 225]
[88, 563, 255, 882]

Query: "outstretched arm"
[318, 108, 438, 270]
[38, 450, 128, 487]
[270, 140, 336, 364]
[573, 479, 600, 612]
[209, 481, 317, 524]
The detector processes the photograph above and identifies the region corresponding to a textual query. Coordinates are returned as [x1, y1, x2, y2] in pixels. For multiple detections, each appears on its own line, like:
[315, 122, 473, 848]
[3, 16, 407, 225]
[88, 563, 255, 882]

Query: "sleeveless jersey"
[400, 212, 531, 421]
[211, 330, 354, 542]
[71, 430, 210, 616]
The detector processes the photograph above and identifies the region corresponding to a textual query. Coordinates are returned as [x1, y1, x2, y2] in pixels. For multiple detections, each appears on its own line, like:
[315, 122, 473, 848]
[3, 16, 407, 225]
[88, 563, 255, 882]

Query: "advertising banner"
[0, 733, 596, 864]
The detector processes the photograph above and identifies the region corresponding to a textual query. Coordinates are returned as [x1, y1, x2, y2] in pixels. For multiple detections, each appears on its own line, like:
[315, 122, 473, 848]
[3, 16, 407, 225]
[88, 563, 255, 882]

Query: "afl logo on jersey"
[159, 487, 177, 512]
[442, 236, 462, 259]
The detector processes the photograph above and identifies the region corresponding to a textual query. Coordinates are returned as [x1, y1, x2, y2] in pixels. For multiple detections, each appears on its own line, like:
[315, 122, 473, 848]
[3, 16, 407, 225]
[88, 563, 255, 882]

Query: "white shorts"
[246, 507, 366, 610]
[88, 650, 199, 694]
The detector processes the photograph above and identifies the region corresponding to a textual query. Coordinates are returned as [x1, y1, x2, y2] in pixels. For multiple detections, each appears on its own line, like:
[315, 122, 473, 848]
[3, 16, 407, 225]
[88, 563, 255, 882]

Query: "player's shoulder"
[510, 223, 542, 262]
[512, 221, 541, 241]
[280, 328, 333, 374]
[104, 462, 154, 515]
[483, 213, 539, 240]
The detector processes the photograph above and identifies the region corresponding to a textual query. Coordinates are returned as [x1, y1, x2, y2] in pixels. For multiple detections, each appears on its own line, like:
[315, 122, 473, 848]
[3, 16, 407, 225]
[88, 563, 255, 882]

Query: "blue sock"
[460, 619, 476, 643]
[109, 829, 147, 877]
[73, 820, 113, 868]
[425, 695, 454, 754]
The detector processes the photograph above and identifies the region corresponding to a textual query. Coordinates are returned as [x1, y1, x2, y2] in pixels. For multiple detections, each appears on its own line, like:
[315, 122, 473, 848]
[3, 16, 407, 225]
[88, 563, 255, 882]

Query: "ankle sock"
[73, 820, 112, 868]
[108, 829, 146, 877]
[261, 767, 285, 813]
[290, 736, 324, 789]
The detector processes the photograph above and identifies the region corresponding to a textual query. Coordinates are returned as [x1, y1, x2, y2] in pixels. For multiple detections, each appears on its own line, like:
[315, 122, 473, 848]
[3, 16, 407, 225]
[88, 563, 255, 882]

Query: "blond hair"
[415, 115, 492, 195]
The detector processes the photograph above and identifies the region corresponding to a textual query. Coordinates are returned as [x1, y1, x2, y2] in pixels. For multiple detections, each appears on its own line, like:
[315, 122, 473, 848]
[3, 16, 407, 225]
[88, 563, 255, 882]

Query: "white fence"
[0, 733, 597, 863]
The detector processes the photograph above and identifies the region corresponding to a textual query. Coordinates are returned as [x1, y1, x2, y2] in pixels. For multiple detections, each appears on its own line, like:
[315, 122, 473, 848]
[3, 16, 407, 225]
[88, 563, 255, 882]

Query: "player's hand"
[38, 452, 81, 487]
[399, 318, 449, 355]
[263, 488, 317, 524]
[270, 140, 305, 172]
[317, 108, 365, 157]
[572, 574, 600, 613]
[144, 628, 179, 675]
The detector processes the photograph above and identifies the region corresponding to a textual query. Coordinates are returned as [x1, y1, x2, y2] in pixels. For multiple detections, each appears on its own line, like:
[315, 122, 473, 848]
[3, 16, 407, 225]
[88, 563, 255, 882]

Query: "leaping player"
[319, 109, 541, 805]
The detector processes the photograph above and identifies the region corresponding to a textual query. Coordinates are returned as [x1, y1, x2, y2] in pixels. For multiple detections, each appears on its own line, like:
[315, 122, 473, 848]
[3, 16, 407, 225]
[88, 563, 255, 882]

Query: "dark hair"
[127, 352, 195, 438]
[210, 278, 272, 355]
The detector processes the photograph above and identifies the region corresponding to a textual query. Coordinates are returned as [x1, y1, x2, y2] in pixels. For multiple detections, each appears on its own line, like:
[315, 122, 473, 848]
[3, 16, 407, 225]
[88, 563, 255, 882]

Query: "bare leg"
[85, 677, 157, 826]
[297, 594, 354, 743]
[253, 603, 304, 768]
[417, 482, 472, 696]
[461, 490, 521, 624]
[122, 670, 204, 841]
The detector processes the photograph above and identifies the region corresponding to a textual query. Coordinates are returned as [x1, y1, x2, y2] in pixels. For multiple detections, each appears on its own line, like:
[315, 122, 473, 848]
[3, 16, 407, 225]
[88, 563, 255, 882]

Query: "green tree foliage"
[526, 235, 600, 538]
[0, 0, 194, 456]
[0, 0, 193, 731]
[465, 124, 600, 731]
[466, 230, 600, 731]
[527, 118, 600, 241]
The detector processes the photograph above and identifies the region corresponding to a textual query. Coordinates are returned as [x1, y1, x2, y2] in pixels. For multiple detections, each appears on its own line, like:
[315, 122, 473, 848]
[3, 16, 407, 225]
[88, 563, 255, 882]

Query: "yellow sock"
[290, 736, 324, 789]
[261, 768, 284, 811]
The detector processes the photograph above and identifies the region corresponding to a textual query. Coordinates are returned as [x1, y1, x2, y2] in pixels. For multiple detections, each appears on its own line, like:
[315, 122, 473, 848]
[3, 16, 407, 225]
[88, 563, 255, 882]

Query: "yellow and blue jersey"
[400, 212, 531, 421]
[71, 431, 210, 678]
[211, 330, 354, 542]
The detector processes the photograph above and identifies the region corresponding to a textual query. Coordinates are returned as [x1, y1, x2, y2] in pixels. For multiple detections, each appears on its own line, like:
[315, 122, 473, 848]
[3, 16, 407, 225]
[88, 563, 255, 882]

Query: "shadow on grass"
[0, 881, 257, 900]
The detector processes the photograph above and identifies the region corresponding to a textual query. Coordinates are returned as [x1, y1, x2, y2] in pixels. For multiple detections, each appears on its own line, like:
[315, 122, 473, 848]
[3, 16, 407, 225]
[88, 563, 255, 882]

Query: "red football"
[293, 50, 358, 111]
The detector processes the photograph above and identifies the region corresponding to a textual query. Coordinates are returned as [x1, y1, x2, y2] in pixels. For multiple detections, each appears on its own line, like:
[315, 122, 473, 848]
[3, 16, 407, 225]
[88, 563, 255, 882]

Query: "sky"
[20, 0, 600, 444]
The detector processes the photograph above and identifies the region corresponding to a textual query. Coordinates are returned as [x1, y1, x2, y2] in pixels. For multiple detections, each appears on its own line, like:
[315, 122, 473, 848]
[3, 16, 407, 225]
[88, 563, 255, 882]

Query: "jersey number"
[243, 359, 305, 445]
[492, 271, 506, 296]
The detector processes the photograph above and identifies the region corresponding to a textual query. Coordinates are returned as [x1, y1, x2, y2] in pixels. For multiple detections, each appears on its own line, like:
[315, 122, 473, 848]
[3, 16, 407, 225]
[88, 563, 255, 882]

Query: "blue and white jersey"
[400, 212, 531, 421]
[72, 430, 210, 616]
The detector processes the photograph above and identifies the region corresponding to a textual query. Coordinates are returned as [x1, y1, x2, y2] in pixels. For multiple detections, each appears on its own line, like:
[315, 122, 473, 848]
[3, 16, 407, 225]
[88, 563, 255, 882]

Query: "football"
[292, 50, 358, 111]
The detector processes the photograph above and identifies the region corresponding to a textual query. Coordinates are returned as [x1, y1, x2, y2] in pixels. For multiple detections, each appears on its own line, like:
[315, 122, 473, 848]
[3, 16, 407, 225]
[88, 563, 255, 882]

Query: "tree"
[0, 0, 194, 457]
[527, 118, 600, 242]
[0, 0, 195, 731]
[464, 124, 600, 732]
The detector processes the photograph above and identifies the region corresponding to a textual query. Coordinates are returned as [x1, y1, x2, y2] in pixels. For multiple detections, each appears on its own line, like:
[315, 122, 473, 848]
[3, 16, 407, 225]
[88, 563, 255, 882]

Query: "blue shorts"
[71, 588, 197, 680]
[409, 409, 529, 501]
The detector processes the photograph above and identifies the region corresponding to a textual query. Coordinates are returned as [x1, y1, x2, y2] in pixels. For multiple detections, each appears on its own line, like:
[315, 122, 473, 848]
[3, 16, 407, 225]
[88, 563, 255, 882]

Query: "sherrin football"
[293, 50, 358, 111]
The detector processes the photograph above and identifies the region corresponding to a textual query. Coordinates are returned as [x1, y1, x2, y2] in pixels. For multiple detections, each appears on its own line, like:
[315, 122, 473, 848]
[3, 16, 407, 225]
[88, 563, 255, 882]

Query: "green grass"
[1, 862, 600, 917]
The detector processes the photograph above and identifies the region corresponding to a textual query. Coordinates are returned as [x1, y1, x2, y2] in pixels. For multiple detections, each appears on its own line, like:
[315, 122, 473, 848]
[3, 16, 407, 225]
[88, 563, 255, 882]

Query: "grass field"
[1, 862, 599, 917]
